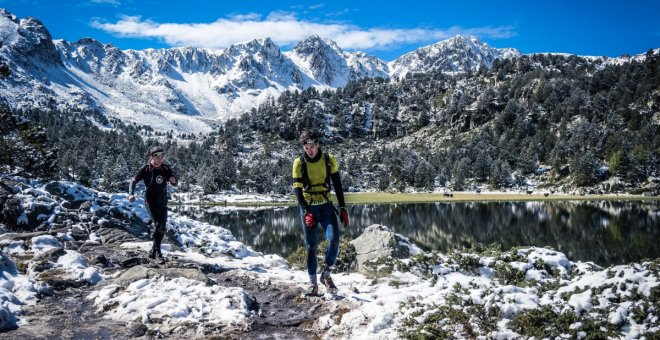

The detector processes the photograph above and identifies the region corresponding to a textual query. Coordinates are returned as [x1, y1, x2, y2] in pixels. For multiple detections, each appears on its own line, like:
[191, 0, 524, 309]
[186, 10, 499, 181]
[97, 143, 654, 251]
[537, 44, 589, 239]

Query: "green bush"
[494, 262, 527, 286]
[399, 297, 498, 339]
[509, 306, 620, 339]
[286, 237, 357, 273]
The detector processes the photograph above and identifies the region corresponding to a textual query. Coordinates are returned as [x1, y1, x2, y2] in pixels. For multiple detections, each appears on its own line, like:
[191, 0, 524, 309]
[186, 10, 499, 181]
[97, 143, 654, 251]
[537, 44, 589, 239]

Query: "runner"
[128, 146, 177, 263]
[292, 131, 350, 296]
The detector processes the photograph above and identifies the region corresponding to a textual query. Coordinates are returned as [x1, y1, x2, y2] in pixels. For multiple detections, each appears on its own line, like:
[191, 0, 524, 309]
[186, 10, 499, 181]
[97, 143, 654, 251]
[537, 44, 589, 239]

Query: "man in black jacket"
[129, 146, 177, 262]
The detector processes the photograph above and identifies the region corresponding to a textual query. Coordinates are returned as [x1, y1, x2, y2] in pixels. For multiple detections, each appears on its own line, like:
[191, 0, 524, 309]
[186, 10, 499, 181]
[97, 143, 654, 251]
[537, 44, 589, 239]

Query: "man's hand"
[304, 211, 316, 229]
[169, 176, 177, 184]
[339, 207, 349, 227]
[128, 195, 136, 203]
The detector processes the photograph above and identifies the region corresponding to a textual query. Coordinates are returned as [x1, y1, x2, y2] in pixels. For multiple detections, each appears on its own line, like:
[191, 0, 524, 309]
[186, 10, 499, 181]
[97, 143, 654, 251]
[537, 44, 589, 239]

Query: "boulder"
[0, 305, 18, 331]
[32, 247, 66, 263]
[350, 224, 422, 273]
[107, 265, 209, 288]
[37, 267, 88, 290]
[0, 179, 18, 207]
[96, 227, 138, 245]
[90, 254, 109, 267]
[1, 197, 22, 229]
[106, 265, 160, 287]
[70, 225, 88, 241]
[24, 200, 55, 229]
[604, 178, 624, 193]
[79, 201, 92, 212]
[43, 181, 94, 209]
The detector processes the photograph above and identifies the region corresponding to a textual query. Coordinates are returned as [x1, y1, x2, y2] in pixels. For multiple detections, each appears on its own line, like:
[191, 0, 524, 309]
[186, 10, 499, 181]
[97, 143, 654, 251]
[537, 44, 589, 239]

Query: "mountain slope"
[0, 8, 522, 133]
[389, 35, 521, 78]
[286, 35, 389, 87]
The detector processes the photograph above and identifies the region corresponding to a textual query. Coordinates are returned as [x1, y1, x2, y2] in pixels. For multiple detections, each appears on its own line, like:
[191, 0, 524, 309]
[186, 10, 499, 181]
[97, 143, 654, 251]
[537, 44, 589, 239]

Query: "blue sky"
[2, 0, 659, 61]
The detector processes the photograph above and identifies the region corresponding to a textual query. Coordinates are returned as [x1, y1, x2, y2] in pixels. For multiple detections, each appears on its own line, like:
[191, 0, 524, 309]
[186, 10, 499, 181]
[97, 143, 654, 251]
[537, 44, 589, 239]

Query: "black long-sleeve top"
[129, 163, 176, 205]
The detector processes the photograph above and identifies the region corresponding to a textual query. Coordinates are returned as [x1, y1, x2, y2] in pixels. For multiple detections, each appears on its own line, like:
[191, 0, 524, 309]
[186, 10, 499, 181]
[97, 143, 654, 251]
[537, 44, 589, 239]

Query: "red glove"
[339, 208, 349, 227]
[304, 211, 316, 229]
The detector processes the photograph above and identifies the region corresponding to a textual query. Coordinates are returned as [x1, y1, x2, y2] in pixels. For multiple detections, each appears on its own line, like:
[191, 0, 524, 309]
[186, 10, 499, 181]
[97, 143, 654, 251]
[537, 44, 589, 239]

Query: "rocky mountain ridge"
[0, 8, 519, 133]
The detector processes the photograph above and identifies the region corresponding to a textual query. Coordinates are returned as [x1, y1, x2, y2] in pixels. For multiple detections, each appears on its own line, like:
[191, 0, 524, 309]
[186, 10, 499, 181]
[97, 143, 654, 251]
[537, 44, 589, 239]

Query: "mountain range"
[0, 8, 526, 133]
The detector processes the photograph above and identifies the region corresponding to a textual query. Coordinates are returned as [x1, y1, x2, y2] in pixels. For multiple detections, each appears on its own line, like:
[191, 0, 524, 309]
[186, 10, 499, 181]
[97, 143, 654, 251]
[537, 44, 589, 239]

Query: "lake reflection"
[176, 201, 660, 267]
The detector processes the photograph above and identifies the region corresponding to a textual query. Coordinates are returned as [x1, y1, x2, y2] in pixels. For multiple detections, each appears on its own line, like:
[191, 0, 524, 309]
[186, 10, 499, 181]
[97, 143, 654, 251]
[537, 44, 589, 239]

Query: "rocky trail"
[1, 224, 352, 339]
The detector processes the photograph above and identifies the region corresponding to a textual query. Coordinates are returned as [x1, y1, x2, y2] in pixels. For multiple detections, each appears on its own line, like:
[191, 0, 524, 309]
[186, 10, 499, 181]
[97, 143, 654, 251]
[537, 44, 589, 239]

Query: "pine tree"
[489, 159, 512, 189]
[571, 151, 600, 186]
[414, 160, 435, 190]
[199, 165, 218, 194]
[518, 146, 538, 175]
[473, 150, 492, 182]
[0, 106, 57, 180]
[451, 157, 471, 191]
[608, 150, 629, 178]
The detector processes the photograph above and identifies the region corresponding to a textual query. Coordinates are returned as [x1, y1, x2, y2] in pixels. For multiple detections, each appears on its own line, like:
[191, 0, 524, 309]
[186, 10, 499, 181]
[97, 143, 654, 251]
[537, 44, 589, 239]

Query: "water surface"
[177, 201, 660, 267]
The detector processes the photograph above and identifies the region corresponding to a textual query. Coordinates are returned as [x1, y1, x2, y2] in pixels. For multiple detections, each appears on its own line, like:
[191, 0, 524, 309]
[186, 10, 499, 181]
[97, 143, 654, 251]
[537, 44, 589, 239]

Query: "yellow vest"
[292, 152, 339, 205]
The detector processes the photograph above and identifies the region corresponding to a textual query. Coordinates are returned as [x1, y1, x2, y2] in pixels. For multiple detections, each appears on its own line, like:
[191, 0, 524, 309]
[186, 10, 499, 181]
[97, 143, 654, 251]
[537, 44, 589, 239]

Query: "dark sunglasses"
[152, 152, 165, 157]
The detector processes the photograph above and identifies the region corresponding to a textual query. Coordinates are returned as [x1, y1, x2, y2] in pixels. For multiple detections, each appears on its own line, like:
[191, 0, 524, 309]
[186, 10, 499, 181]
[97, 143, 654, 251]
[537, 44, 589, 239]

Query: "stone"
[70, 225, 88, 241]
[24, 201, 54, 230]
[127, 322, 148, 337]
[90, 254, 108, 267]
[1, 197, 22, 229]
[79, 201, 92, 212]
[43, 181, 94, 209]
[106, 265, 209, 288]
[350, 224, 420, 273]
[32, 247, 66, 263]
[0, 179, 18, 208]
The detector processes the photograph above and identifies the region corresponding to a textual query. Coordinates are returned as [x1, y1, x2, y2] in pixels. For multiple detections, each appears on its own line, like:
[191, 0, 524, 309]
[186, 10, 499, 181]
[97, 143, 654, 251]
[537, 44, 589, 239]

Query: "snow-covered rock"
[351, 224, 423, 271]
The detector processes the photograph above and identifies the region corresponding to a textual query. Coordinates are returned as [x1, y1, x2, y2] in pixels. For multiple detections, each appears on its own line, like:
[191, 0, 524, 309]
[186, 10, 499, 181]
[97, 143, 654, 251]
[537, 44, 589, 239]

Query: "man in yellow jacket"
[292, 131, 349, 296]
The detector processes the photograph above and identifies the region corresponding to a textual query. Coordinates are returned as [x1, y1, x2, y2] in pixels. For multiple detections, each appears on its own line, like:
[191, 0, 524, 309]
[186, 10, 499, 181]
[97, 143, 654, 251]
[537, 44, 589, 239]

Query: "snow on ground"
[177, 191, 290, 204]
[1, 176, 659, 337]
[1, 235, 104, 330]
[89, 275, 252, 327]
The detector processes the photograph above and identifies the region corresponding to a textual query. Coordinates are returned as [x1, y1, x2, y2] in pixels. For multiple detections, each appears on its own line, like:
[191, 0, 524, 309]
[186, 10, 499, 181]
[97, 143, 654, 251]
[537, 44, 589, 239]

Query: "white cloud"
[90, 0, 121, 5]
[91, 12, 516, 51]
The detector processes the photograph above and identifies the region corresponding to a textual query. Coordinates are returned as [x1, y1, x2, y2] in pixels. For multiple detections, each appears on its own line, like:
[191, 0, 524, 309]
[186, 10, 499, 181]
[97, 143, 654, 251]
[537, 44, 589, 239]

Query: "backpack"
[300, 152, 332, 193]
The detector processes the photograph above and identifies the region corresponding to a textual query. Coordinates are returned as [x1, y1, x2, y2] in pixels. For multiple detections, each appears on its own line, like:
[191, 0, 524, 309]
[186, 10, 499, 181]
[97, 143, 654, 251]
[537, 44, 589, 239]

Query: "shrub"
[286, 237, 357, 273]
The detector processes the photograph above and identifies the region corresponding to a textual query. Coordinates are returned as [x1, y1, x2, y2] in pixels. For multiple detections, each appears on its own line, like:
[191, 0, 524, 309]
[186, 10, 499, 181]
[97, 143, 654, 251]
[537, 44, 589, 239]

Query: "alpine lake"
[175, 194, 660, 267]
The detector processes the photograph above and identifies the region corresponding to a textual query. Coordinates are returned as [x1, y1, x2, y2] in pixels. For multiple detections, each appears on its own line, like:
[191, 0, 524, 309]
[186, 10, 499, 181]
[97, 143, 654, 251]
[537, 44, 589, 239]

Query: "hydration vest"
[299, 152, 332, 194]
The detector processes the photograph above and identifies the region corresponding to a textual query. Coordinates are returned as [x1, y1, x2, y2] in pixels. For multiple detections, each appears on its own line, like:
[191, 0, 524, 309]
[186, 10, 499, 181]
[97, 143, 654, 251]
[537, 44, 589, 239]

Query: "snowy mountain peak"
[226, 37, 281, 59]
[0, 9, 60, 66]
[292, 35, 343, 55]
[287, 35, 350, 86]
[285, 34, 389, 87]
[0, 8, 16, 21]
[443, 34, 480, 47]
[73, 37, 110, 48]
[9, 8, 637, 136]
[389, 35, 521, 78]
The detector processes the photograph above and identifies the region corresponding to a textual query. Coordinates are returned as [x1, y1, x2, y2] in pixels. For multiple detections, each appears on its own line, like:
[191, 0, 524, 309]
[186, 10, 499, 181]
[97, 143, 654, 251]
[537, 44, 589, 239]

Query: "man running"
[292, 131, 349, 296]
[129, 146, 177, 263]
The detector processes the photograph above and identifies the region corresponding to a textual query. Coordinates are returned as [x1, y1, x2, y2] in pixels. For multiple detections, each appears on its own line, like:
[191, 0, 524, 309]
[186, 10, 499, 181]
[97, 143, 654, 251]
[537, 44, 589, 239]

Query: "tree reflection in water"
[176, 201, 660, 267]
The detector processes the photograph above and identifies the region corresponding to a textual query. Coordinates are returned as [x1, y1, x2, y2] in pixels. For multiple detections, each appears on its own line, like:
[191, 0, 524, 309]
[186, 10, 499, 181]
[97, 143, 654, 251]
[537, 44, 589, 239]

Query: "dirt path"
[1, 252, 354, 339]
[1, 285, 140, 339]
[211, 270, 349, 339]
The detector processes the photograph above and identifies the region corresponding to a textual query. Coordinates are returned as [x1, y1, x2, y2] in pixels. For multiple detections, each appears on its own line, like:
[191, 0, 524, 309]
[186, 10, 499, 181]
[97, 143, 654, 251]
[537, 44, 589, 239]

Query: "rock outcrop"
[350, 224, 423, 272]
